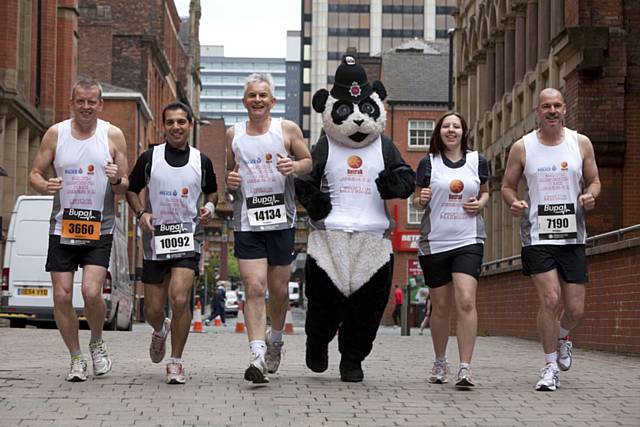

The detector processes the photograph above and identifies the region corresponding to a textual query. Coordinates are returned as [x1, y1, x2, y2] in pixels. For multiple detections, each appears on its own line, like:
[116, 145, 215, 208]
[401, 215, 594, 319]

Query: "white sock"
[435, 356, 447, 363]
[558, 327, 570, 340]
[154, 323, 167, 337]
[168, 357, 183, 364]
[544, 352, 558, 366]
[459, 362, 470, 370]
[249, 340, 267, 357]
[270, 329, 283, 343]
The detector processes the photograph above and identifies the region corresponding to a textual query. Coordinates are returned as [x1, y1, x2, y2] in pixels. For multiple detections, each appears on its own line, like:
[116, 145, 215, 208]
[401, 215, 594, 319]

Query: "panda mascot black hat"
[330, 55, 373, 102]
[294, 52, 415, 382]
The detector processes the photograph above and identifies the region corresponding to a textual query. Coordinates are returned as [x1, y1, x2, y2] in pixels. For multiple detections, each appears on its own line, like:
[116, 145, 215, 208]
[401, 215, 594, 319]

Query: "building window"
[407, 199, 424, 225]
[408, 120, 434, 150]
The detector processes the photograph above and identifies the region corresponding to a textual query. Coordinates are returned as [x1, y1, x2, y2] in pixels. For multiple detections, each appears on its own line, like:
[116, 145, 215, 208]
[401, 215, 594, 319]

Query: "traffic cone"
[284, 304, 294, 334]
[192, 300, 204, 333]
[213, 315, 222, 327]
[235, 301, 246, 333]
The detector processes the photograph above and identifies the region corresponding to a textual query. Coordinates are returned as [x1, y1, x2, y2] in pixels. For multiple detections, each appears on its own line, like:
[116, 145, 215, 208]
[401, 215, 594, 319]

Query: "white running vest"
[50, 119, 114, 245]
[144, 144, 203, 260]
[231, 119, 296, 232]
[320, 135, 391, 237]
[521, 128, 586, 246]
[418, 151, 485, 255]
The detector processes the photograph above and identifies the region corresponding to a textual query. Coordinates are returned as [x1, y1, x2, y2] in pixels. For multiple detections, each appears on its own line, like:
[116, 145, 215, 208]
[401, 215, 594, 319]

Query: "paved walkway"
[0, 324, 638, 426]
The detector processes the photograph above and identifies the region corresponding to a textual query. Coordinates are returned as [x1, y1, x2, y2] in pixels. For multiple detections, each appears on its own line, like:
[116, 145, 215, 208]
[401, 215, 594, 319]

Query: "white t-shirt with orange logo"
[321, 135, 391, 237]
[418, 151, 486, 255]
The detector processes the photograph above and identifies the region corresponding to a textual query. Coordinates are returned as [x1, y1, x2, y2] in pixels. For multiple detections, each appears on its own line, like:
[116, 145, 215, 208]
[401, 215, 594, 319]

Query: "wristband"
[204, 202, 215, 215]
[110, 176, 122, 186]
[135, 210, 145, 220]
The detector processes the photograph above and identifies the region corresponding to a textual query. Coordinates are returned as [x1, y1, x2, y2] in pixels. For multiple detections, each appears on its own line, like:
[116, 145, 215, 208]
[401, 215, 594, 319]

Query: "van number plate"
[18, 288, 48, 296]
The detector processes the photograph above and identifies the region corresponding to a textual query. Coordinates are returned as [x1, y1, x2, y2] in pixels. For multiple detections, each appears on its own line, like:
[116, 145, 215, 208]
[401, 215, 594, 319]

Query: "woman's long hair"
[428, 112, 470, 156]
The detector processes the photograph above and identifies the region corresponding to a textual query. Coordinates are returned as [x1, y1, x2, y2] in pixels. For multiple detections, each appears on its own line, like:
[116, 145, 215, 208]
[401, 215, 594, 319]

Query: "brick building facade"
[453, 0, 640, 261]
[451, 1, 640, 352]
[0, 0, 78, 261]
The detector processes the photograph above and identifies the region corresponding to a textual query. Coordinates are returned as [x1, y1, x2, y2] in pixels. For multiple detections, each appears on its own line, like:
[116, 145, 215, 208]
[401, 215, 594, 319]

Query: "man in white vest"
[502, 88, 600, 391]
[29, 78, 129, 382]
[126, 101, 218, 384]
[226, 73, 311, 383]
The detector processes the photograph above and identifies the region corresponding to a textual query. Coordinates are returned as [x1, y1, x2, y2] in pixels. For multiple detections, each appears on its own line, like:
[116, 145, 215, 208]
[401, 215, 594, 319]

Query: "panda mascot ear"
[312, 89, 329, 113]
[372, 81, 387, 101]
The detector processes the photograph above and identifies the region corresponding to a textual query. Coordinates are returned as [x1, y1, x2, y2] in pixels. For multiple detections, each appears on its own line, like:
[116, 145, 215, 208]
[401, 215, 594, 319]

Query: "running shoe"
[455, 366, 475, 388]
[166, 360, 186, 384]
[244, 352, 269, 384]
[428, 359, 449, 384]
[150, 318, 171, 363]
[535, 364, 560, 391]
[557, 337, 573, 372]
[66, 357, 88, 382]
[265, 329, 284, 374]
[89, 339, 112, 376]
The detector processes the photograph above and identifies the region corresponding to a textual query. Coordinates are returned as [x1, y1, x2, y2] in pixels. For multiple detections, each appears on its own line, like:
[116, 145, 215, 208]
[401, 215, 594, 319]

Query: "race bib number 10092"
[538, 203, 577, 240]
[246, 193, 287, 227]
[153, 222, 195, 259]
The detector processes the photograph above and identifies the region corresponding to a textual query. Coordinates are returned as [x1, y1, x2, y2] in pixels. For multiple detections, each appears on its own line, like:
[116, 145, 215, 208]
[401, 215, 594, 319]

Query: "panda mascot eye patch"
[331, 101, 354, 124]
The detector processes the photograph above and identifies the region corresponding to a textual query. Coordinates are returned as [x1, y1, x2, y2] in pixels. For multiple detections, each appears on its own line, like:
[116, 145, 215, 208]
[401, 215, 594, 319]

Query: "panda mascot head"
[312, 55, 387, 148]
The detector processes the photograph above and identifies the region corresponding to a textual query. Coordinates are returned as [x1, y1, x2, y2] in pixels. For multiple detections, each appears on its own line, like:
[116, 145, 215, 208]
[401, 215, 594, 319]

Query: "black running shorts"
[418, 243, 484, 288]
[142, 253, 200, 284]
[521, 244, 588, 284]
[45, 234, 113, 272]
[233, 228, 295, 266]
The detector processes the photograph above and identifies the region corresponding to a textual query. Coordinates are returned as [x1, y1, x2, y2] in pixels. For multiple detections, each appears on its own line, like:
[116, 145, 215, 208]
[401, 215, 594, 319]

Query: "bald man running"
[502, 88, 600, 391]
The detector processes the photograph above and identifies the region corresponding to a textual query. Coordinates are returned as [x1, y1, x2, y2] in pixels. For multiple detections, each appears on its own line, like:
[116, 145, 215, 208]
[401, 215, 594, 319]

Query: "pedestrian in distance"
[501, 88, 600, 391]
[205, 285, 227, 326]
[29, 78, 129, 382]
[392, 284, 402, 327]
[126, 101, 218, 384]
[225, 72, 312, 384]
[413, 111, 489, 389]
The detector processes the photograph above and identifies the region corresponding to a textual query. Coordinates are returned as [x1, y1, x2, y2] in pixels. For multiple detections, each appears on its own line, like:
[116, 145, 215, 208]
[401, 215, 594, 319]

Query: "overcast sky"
[174, 0, 301, 58]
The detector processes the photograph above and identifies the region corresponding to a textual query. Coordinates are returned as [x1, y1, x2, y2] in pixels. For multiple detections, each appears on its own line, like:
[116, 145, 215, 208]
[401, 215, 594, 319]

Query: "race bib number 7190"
[538, 203, 577, 240]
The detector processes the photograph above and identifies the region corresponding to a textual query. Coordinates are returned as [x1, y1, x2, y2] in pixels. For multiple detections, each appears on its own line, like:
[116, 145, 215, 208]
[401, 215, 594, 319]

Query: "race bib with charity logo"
[538, 203, 577, 240]
[246, 193, 287, 227]
[61, 208, 102, 246]
[153, 222, 195, 259]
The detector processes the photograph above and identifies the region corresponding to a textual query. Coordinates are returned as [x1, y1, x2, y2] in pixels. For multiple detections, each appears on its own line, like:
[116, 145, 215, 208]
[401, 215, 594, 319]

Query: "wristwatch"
[135, 209, 145, 220]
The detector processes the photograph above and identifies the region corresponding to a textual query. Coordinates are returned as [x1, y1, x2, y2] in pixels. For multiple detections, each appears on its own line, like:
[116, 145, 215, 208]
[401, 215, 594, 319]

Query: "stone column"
[504, 22, 515, 93]
[494, 32, 505, 102]
[3, 117, 18, 222]
[515, 6, 527, 83]
[475, 51, 488, 123]
[526, 0, 538, 72]
[16, 126, 29, 197]
[467, 65, 477, 125]
[538, 0, 550, 59]
[486, 43, 496, 110]
[550, 0, 565, 39]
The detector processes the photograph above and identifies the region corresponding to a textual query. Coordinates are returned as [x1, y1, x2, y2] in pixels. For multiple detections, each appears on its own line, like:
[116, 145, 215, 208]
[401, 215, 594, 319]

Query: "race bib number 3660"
[154, 222, 195, 258]
[61, 208, 101, 244]
[538, 203, 577, 240]
[246, 193, 287, 227]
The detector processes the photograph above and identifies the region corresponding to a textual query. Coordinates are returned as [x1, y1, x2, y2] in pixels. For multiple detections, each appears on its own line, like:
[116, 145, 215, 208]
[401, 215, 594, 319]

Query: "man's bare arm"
[29, 126, 61, 194]
[108, 126, 129, 194]
[283, 120, 312, 175]
[578, 134, 600, 210]
[501, 139, 528, 216]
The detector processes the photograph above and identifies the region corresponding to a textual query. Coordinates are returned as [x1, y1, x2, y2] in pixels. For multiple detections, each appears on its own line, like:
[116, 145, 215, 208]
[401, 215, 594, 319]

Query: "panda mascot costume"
[294, 55, 415, 382]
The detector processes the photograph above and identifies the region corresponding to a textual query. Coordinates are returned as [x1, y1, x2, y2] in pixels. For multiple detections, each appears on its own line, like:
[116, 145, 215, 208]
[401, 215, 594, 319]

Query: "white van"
[1, 195, 134, 330]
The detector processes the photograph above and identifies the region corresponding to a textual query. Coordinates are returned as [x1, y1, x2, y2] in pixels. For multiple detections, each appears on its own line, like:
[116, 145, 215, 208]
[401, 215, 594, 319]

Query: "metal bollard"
[401, 283, 411, 336]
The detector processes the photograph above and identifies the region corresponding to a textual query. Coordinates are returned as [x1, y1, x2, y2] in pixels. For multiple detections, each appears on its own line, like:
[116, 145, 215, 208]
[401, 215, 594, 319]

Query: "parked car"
[1, 195, 134, 330]
[225, 290, 239, 315]
[289, 282, 300, 307]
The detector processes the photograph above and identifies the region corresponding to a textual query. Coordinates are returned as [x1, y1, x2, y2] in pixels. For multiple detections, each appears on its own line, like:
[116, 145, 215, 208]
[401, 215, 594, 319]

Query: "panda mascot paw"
[375, 165, 416, 200]
[294, 178, 332, 220]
